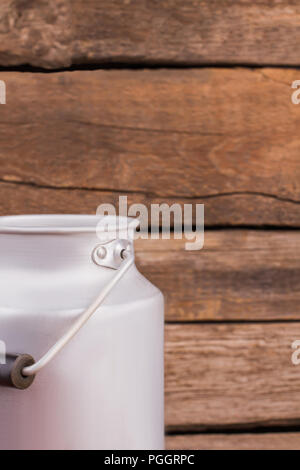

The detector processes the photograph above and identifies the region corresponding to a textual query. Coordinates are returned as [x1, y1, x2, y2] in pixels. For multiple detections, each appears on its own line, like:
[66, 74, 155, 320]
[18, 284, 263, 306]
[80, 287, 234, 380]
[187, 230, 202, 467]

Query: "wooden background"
[1, 0, 300, 449]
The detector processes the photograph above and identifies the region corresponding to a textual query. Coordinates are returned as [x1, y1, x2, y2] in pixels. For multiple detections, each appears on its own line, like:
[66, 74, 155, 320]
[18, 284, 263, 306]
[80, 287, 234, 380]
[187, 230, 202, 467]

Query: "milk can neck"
[0, 215, 138, 272]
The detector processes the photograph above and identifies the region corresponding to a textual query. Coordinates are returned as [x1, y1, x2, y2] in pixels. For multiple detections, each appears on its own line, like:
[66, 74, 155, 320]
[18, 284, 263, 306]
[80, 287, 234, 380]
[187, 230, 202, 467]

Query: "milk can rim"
[0, 214, 139, 234]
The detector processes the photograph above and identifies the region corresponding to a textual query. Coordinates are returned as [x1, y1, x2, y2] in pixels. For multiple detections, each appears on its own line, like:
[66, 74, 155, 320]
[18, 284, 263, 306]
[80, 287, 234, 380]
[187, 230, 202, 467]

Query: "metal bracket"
[91, 239, 133, 270]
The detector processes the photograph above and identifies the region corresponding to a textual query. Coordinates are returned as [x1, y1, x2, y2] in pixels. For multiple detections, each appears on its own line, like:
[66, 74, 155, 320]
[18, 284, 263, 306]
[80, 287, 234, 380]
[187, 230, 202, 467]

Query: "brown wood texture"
[2, 1, 300, 68]
[166, 433, 300, 450]
[165, 323, 300, 430]
[0, 68, 300, 226]
[135, 230, 300, 322]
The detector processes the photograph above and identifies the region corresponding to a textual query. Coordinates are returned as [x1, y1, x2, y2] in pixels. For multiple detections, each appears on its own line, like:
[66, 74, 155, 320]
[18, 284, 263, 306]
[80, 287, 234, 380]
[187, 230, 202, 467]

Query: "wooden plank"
[2, 1, 300, 67]
[0, 182, 122, 216]
[0, 0, 71, 69]
[165, 323, 300, 429]
[2, 183, 300, 228]
[135, 230, 300, 322]
[166, 433, 300, 450]
[1, 68, 300, 226]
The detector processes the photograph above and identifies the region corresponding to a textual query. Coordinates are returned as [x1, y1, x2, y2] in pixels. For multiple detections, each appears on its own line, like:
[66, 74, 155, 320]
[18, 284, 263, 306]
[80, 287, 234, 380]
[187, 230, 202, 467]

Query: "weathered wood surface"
[136, 230, 300, 322]
[3, 182, 300, 228]
[166, 433, 300, 450]
[1, 68, 300, 226]
[165, 323, 300, 429]
[2, 1, 300, 68]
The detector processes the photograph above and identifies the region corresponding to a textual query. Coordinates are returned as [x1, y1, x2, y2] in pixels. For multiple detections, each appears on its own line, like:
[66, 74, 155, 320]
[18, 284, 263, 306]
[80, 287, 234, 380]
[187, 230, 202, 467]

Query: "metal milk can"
[0, 215, 164, 450]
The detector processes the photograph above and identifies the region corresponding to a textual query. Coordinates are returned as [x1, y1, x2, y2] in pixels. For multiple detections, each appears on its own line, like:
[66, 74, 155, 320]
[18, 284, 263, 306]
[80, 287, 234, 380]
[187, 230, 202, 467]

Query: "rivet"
[97, 246, 107, 260]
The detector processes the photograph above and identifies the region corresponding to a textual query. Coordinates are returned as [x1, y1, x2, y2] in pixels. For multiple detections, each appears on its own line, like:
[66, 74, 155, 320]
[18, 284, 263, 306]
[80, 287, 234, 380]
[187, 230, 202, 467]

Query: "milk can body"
[0, 215, 164, 450]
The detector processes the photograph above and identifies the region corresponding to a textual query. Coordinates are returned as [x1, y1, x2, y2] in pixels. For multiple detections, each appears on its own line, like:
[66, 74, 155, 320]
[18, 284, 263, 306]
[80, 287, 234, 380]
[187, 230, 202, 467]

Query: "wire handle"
[22, 245, 134, 378]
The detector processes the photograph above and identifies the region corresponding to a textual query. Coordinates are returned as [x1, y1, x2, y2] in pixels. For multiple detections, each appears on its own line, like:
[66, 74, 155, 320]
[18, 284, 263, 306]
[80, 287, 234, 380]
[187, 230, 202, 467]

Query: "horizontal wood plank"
[166, 433, 300, 450]
[137, 230, 300, 322]
[165, 323, 300, 429]
[2, 1, 300, 67]
[2, 183, 300, 228]
[1, 69, 300, 226]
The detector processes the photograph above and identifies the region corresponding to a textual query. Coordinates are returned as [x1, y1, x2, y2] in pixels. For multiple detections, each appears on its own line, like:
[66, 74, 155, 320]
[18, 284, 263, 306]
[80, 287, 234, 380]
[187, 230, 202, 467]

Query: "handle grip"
[0, 354, 35, 390]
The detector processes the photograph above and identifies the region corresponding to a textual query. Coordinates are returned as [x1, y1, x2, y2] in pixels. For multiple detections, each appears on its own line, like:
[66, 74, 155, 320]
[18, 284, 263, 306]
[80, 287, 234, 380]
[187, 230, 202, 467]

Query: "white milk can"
[0, 215, 164, 450]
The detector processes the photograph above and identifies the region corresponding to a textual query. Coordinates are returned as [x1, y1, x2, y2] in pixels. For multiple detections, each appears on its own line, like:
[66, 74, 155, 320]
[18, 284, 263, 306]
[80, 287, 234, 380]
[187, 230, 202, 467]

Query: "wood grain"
[166, 433, 300, 450]
[165, 323, 300, 429]
[135, 230, 300, 322]
[1, 68, 300, 226]
[0, 0, 71, 69]
[2, 1, 300, 67]
[2, 183, 300, 228]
